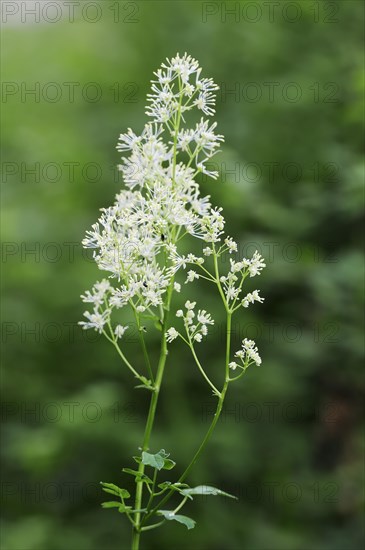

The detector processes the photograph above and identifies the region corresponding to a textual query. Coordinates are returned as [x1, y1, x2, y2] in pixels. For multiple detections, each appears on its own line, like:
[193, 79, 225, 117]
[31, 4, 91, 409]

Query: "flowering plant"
[80, 53, 265, 549]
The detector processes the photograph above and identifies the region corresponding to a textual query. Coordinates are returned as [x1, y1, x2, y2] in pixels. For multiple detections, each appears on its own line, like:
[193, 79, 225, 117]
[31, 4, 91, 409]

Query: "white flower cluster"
[79, 279, 111, 333]
[79, 53, 266, 358]
[167, 247, 205, 274]
[79, 278, 131, 337]
[166, 301, 215, 344]
[224, 237, 238, 254]
[175, 119, 224, 178]
[229, 338, 262, 371]
[80, 53, 227, 331]
[146, 53, 219, 122]
[241, 290, 264, 308]
[220, 251, 266, 304]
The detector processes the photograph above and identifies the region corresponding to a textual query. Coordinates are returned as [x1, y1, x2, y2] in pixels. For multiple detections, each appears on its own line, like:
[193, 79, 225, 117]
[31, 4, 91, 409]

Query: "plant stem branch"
[143, 311, 232, 524]
[132, 306, 155, 384]
[187, 337, 221, 397]
[131, 326, 168, 549]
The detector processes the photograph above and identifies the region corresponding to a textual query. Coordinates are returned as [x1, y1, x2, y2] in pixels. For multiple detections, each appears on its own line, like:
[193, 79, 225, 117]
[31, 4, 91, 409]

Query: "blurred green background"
[1, 1, 364, 549]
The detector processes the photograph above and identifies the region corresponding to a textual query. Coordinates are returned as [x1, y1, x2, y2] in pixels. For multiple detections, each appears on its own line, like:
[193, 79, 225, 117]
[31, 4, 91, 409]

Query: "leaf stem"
[173, 495, 188, 514]
[140, 520, 166, 532]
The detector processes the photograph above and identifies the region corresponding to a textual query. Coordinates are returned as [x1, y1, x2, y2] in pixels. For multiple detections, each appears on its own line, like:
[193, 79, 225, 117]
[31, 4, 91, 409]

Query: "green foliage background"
[1, 1, 364, 549]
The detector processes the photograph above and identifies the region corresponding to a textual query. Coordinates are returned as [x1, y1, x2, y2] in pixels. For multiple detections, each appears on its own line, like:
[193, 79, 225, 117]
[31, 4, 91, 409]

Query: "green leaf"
[180, 485, 237, 499]
[141, 450, 165, 470]
[101, 501, 121, 508]
[157, 481, 192, 498]
[122, 468, 140, 476]
[162, 458, 176, 470]
[141, 449, 175, 471]
[122, 468, 153, 483]
[100, 482, 130, 499]
[101, 501, 132, 513]
[158, 510, 196, 530]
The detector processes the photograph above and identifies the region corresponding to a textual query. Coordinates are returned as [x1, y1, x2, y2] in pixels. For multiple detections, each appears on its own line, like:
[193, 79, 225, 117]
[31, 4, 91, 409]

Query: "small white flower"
[79, 309, 110, 333]
[225, 237, 238, 253]
[176, 309, 184, 317]
[117, 128, 142, 152]
[247, 251, 266, 277]
[194, 333, 203, 342]
[166, 327, 179, 342]
[226, 287, 240, 301]
[185, 300, 196, 310]
[186, 270, 199, 283]
[174, 282, 181, 293]
[184, 83, 194, 96]
[230, 259, 242, 273]
[94, 280, 111, 293]
[115, 325, 129, 339]
[242, 290, 265, 308]
[229, 362, 238, 370]
[197, 309, 214, 325]
[203, 247, 212, 256]
[81, 279, 111, 308]
[186, 309, 195, 323]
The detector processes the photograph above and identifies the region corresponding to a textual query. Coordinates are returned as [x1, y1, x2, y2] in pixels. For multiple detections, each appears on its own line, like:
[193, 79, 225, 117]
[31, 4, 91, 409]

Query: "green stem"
[145, 468, 158, 514]
[213, 246, 228, 309]
[103, 330, 148, 386]
[187, 335, 221, 397]
[131, 327, 168, 549]
[231, 271, 249, 311]
[132, 306, 155, 384]
[143, 311, 232, 524]
[177, 381, 229, 485]
[228, 359, 251, 382]
[140, 520, 166, 532]
[173, 495, 188, 514]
